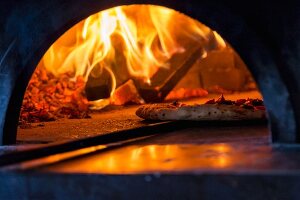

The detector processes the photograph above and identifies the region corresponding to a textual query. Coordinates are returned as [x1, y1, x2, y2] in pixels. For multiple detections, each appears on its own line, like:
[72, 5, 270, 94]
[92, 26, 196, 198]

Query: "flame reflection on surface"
[44, 143, 237, 174]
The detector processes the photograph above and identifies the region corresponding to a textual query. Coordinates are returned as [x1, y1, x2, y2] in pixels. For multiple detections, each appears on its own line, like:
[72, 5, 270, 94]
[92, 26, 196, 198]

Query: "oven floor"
[17, 91, 262, 144]
[17, 105, 145, 144]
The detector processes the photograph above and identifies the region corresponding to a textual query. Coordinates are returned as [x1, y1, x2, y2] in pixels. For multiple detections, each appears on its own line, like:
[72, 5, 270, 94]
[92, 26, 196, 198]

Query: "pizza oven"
[0, 0, 299, 145]
[0, 0, 300, 199]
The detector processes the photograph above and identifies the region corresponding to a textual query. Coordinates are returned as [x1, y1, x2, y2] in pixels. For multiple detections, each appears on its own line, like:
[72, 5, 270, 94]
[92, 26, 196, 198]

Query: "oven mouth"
[16, 4, 265, 144]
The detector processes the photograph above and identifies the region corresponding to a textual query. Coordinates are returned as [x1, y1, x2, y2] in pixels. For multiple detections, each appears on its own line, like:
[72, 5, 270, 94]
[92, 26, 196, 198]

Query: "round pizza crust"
[136, 103, 266, 121]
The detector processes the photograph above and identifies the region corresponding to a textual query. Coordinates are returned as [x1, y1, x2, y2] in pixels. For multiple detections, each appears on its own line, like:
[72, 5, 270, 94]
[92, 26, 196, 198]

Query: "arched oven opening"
[16, 5, 265, 145]
[1, 1, 296, 145]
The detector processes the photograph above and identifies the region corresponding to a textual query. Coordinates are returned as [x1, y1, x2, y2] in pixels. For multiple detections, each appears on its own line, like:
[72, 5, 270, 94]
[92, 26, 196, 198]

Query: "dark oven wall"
[0, 0, 299, 145]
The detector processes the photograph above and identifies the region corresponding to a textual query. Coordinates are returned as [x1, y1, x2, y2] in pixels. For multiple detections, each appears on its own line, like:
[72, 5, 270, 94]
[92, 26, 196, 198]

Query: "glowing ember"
[165, 88, 208, 101]
[19, 67, 90, 126]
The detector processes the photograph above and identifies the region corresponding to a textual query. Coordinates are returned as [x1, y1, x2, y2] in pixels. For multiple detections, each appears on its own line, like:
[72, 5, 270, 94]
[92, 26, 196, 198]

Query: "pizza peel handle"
[137, 46, 205, 103]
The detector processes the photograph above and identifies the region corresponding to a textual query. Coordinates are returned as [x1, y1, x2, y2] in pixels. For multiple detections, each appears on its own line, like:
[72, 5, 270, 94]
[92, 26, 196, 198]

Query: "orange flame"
[42, 5, 226, 108]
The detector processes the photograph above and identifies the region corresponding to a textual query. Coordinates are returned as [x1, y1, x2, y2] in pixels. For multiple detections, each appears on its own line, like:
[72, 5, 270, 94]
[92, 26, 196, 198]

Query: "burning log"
[85, 66, 114, 101]
[83, 46, 205, 103]
[111, 80, 144, 105]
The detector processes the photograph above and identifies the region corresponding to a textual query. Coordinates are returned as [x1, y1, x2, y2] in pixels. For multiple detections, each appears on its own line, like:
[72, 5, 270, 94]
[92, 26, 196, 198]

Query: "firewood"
[85, 66, 114, 101]
[111, 79, 144, 105]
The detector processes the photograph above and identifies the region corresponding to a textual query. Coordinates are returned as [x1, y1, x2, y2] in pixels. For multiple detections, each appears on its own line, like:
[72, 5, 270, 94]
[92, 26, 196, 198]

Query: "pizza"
[136, 95, 266, 121]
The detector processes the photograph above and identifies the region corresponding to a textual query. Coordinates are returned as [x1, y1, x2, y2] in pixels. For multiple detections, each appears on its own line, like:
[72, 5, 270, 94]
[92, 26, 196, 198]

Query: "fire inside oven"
[17, 5, 263, 143]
